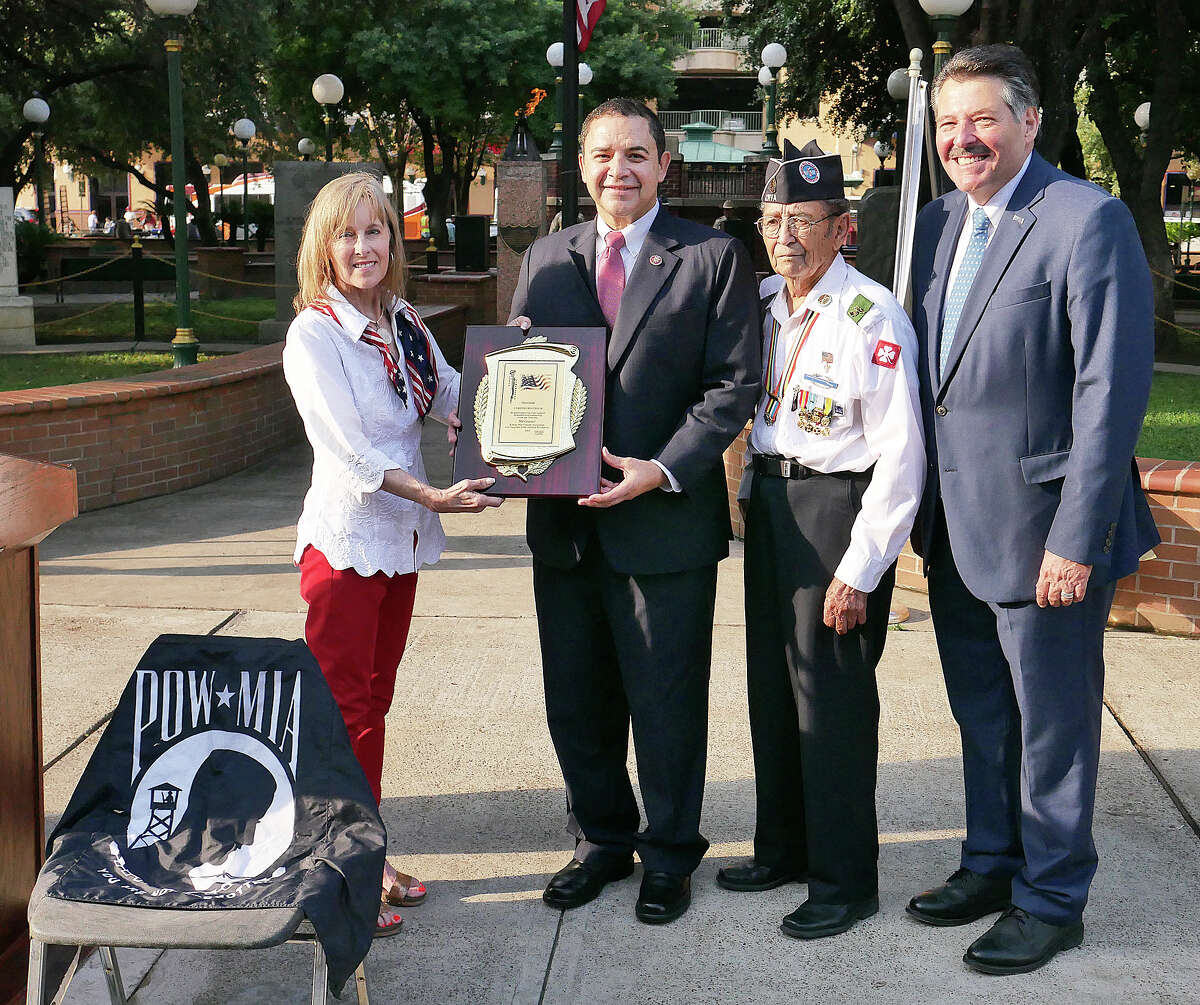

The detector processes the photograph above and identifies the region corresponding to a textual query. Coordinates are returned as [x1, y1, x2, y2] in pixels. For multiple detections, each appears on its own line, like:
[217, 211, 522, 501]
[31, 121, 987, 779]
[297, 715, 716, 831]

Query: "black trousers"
[533, 540, 717, 875]
[744, 468, 894, 904]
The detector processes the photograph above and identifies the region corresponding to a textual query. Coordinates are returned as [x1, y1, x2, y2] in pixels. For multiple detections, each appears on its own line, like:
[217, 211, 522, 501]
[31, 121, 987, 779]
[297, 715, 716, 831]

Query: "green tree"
[270, 0, 693, 244]
[0, 1, 274, 245]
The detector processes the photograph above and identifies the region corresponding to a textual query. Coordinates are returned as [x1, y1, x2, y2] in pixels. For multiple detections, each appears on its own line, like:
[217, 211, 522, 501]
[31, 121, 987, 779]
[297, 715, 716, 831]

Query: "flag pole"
[561, 0, 578, 226]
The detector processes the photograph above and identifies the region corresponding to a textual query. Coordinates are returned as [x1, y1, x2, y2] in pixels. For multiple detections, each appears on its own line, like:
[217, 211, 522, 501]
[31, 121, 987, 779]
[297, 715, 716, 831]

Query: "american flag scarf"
[308, 297, 439, 419]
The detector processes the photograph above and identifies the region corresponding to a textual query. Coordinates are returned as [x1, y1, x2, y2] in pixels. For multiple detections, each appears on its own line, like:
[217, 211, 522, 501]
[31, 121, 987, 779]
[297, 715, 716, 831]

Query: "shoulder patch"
[847, 294, 874, 325]
[871, 340, 900, 368]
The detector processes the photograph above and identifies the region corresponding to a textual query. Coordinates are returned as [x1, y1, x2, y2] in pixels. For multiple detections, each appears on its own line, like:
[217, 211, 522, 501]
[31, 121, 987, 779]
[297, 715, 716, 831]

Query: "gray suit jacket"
[910, 152, 1159, 602]
[509, 208, 761, 575]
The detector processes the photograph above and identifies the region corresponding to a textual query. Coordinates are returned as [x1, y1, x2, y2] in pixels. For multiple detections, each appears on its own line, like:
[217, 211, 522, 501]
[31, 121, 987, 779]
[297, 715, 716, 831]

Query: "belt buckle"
[780, 459, 792, 478]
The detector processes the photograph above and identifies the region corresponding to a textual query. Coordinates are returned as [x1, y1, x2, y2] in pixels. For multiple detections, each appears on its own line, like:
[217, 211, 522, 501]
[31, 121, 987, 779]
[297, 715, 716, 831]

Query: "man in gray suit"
[906, 45, 1159, 974]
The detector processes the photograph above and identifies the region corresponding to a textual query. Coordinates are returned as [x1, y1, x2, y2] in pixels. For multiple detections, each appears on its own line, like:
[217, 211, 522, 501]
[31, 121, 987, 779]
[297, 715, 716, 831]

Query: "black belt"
[752, 454, 818, 480]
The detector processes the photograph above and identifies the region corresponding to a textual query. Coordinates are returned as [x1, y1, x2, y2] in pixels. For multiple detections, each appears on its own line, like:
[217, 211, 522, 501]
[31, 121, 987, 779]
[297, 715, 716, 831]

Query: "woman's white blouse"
[282, 286, 461, 576]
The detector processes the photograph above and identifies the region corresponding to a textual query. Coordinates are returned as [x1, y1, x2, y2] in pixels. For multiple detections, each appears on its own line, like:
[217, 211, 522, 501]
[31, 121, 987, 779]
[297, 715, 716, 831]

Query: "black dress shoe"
[635, 871, 691, 924]
[964, 906, 1084, 975]
[542, 857, 634, 910]
[716, 858, 802, 892]
[780, 895, 879, 940]
[906, 867, 1012, 927]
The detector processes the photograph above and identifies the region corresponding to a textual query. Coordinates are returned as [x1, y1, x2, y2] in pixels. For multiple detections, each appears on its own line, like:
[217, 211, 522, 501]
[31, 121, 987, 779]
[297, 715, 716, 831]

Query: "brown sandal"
[375, 901, 404, 938]
[383, 871, 427, 907]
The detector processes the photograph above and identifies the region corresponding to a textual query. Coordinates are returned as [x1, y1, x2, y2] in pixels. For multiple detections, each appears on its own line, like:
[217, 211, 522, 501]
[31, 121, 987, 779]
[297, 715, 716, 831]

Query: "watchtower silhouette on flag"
[130, 782, 181, 847]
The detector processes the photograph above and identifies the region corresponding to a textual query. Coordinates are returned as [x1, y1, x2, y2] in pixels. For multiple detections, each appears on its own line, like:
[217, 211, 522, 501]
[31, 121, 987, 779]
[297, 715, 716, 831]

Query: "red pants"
[298, 545, 418, 804]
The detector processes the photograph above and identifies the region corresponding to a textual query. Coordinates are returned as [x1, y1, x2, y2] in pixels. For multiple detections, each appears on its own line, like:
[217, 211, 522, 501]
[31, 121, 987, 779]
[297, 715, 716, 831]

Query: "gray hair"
[930, 44, 1040, 121]
[757, 198, 851, 217]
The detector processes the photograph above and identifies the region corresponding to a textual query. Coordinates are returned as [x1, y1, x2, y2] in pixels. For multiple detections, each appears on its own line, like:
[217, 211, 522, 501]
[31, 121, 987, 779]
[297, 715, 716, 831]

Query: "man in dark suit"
[508, 97, 760, 924]
[906, 45, 1159, 974]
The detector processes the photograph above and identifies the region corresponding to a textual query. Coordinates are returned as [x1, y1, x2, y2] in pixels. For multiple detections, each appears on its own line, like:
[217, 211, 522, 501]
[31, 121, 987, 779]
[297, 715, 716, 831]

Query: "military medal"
[794, 389, 841, 436]
[761, 307, 820, 425]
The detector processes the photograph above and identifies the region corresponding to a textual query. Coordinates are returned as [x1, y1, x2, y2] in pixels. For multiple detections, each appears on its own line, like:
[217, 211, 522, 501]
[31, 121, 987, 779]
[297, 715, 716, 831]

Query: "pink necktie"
[597, 230, 626, 328]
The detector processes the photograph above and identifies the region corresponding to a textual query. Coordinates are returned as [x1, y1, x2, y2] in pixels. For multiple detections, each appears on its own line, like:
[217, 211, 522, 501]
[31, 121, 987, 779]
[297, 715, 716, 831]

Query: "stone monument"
[257, 161, 380, 343]
[495, 113, 547, 322]
[0, 188, 36, 347]
[854, 184, 901, 291]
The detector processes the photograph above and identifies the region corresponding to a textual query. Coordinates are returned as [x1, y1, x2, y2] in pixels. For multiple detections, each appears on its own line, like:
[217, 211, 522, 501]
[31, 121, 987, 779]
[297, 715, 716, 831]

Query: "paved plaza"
[34, 429, 1200, 1004]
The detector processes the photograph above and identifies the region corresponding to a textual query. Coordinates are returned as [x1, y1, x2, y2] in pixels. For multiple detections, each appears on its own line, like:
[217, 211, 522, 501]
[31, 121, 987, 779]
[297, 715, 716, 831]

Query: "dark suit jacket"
[509, 208, 761, 575]
[910, 152, 1160, 602]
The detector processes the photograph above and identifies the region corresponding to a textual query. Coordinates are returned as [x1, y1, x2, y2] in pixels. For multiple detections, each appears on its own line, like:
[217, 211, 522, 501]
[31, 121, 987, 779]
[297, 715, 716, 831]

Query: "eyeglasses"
[755, 213, 841, 239]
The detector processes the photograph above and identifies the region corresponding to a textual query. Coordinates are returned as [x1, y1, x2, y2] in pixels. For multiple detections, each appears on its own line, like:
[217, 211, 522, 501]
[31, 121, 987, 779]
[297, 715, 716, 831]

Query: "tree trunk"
[1133, 198, 1180, 356]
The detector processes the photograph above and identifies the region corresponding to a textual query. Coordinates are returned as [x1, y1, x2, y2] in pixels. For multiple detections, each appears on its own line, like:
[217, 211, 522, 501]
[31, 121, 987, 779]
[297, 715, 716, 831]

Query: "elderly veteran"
[719, 139, 925, 940]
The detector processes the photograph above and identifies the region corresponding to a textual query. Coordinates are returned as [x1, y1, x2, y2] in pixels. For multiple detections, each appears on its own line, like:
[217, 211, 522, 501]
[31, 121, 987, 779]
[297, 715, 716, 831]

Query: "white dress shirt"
[282, 285, 461, 576]
[593, 201, 681, 491]
[594, 200, 660, 277]
[748, 255, 926, 593]
[946, 152, 1032, 293]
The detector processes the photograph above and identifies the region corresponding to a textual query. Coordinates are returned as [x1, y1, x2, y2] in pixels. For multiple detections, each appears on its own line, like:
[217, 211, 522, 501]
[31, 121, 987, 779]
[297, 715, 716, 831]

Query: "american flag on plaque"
[577, 0, 607, 51]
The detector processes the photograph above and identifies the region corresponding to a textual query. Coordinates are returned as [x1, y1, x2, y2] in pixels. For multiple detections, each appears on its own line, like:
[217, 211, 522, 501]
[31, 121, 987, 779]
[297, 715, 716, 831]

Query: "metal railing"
[659, 109, 763, 132]
[673, 28, 749, 51]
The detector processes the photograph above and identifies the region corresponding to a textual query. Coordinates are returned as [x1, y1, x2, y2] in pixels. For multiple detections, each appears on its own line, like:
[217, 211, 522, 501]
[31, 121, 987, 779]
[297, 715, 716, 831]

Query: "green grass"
[1137, 372, 1200, 462]
[0, 352, 216, 392]
[36, 298, 275, 344]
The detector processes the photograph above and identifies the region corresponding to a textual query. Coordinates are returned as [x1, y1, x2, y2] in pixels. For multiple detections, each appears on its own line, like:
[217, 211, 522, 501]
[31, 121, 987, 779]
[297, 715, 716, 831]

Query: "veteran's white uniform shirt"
[748, 254, 925, 593]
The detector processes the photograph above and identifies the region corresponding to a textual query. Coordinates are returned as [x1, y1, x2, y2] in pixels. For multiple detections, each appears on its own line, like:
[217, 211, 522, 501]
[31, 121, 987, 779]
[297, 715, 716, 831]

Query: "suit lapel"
[607, 217, 680, 371]
[926, 197, 967, 395]
[566, 223, 602, 318]
[936, 155, 1047, 396]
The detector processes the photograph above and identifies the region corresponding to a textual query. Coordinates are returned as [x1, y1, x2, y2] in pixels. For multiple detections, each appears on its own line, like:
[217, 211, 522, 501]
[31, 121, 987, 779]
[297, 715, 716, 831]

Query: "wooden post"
[0, 454, 77, 1004]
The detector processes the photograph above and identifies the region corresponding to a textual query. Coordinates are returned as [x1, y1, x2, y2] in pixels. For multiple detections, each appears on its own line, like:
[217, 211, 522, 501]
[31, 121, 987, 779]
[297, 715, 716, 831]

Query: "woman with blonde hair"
[283, 171, 500, 936]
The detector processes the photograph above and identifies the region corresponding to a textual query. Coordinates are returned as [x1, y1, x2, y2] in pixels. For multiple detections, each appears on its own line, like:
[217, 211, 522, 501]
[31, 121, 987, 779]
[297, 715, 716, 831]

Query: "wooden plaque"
[452, 326, 606, 498]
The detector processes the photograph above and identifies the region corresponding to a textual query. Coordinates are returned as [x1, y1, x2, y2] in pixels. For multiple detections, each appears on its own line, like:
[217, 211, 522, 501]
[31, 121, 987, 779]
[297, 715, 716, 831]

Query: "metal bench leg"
[26, 938, 47, 1005]
[98, 947, 127, 1005]
[309, 941, 327, 1005]
[354, 963, 369, 1005]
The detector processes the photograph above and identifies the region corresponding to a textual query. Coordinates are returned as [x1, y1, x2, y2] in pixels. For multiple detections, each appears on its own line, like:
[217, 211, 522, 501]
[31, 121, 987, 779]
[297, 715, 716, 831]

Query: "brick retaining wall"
[724, 427, 1200, 637]
[0, 346, 302, 512]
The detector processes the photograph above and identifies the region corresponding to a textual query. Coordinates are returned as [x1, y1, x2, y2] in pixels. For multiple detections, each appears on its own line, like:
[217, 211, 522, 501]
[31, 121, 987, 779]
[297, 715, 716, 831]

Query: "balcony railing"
[659, 109, 763, 132]
[673, 28, 749, 51]
[546, 158, 767, 202]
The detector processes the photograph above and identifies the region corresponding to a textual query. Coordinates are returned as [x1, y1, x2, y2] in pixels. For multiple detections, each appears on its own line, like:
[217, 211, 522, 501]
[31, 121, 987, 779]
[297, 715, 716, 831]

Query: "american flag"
[577, 0, 606, 51]
[395, 304, 439, 417]
[520, 373, 550, 391]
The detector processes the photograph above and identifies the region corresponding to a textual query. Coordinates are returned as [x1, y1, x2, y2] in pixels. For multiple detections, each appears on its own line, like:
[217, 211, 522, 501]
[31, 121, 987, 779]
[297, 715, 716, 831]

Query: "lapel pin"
[649, 254, 663, 267]
[1012, 214, 1024, 225]
[817, 293, 832, 306]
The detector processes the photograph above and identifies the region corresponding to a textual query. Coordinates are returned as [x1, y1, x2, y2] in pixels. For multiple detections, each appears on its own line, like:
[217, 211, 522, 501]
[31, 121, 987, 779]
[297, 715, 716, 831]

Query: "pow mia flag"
[42, 635, 386, 995]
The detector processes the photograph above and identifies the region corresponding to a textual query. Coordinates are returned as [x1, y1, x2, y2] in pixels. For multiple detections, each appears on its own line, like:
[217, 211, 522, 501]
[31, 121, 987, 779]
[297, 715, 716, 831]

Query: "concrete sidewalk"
[34, 428, 1200, 1004]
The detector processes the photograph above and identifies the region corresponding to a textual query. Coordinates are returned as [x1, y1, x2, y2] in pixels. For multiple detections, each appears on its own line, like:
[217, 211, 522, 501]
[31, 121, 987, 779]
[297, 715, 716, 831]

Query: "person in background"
[283, 171, 501, 936]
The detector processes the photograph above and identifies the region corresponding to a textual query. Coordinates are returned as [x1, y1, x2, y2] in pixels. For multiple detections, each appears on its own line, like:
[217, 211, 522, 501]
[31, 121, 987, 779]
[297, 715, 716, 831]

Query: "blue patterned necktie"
[939, 208, 991, 378]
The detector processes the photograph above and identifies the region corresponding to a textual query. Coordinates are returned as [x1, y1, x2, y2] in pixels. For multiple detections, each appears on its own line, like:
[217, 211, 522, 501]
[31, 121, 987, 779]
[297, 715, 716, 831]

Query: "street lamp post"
[1134, 101, 1151, 140]
[578, 61, 593, 121]
[546, 42, 564, 155]
[147, 0, 200, 368]
[887, 66, 909, 177]
[917, 0, 974, 78]
[233, 117, 255, 251]
[212, 153, 229, 242]
[298, 137, 316, 162]
[759, 43, 787, 158]
[312, 74, 344, 162]
[22, 97, 49, 226]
